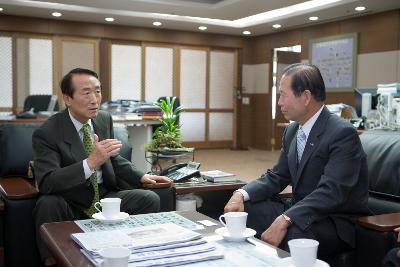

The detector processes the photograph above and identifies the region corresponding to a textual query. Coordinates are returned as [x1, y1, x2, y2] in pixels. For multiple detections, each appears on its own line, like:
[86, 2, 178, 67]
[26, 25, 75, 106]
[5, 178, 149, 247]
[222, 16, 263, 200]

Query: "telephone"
[159, 162, 201, 182]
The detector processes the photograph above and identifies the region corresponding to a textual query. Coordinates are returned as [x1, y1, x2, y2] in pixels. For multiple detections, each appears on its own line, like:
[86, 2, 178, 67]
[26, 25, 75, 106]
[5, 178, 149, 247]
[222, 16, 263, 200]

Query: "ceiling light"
[198, 26, 207, 31]
[153, 21, 162, 26]
[309, 16, 319, 21]
[355, 6, 366, 11]
[242, 30, 251, 35]
[52, 12, 62, 17]
[272, 24, 282, 29]
[0, 8, 3, 12]
[105, 17, 114, 22]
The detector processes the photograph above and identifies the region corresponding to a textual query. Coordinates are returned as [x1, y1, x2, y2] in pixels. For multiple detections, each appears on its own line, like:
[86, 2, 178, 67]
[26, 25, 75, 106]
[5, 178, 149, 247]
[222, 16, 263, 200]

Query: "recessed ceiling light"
[52, 12, 62, 17]
[105, 17, 115, 22]
[198, 26, 207, 31]
[309, 16, 319, 21]
[0, 8, 3, 12]
[272, 24, 282, 29]
[153, 21, 162, 26]
[242, 30, 251, 35]
[355, 6, 366, 11]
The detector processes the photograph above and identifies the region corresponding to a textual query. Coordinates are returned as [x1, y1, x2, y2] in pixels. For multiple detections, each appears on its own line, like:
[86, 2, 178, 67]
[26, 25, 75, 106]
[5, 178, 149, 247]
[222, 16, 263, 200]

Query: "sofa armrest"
[358, 212, 400, 232]
[0, 177, 38, 200]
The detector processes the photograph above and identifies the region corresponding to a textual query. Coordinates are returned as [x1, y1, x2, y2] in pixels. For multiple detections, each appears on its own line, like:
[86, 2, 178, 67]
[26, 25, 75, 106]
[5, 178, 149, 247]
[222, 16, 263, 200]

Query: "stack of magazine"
[71, 223, 223, 266]
[202, 170, 237, 183]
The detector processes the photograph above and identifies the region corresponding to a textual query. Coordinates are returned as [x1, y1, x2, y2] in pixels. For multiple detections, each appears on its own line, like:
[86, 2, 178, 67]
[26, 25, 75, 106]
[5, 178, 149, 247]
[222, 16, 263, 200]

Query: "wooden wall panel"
[300, 23, 340, 59]
[0, 16, 49, 33]
[49, 20, 104, 37]
[325, 92, 355, 107]
[340, 11, 400, 54]
[239, 93, 252, 148]
[250, 94, 271, 150]
[0, 15, 244, 49]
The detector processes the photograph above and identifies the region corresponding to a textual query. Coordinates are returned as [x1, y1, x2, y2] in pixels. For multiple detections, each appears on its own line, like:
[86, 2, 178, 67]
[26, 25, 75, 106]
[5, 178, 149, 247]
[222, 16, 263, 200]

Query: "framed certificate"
[309, 33, 357, 91]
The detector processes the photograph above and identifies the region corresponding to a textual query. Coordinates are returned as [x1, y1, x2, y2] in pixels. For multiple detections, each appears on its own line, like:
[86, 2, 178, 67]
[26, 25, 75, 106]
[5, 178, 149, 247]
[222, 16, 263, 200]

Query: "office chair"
[23, 95, 59, 113]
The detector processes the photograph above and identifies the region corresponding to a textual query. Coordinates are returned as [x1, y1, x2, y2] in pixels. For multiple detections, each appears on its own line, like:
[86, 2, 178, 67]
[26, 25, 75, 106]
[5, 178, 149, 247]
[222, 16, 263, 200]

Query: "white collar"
[68, 110, 93, 134]
[299, 105, 324, 139]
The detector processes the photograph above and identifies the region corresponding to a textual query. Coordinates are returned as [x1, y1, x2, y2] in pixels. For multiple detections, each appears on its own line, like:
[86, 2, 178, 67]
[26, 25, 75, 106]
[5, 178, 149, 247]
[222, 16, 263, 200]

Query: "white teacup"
[219, 212, 248, 237]
[99, 247, 130, 267]
[94, 198, 121, 219]
[288, 238, 319, 267]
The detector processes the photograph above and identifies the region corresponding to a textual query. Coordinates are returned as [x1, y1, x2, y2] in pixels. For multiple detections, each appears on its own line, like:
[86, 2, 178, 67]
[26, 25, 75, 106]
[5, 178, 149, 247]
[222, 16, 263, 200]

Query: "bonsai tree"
[146, 97, 185, 151]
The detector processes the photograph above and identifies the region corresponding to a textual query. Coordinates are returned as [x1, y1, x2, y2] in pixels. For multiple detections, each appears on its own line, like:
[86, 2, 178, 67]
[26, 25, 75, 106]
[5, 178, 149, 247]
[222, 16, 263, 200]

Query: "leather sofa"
[0, 122, 174, 267]
[356, 130, 400, 267]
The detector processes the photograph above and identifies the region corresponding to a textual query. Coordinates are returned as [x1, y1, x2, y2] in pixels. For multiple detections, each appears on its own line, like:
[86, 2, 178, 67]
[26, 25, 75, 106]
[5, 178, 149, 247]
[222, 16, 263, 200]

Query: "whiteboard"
[310, 33, 357, 91]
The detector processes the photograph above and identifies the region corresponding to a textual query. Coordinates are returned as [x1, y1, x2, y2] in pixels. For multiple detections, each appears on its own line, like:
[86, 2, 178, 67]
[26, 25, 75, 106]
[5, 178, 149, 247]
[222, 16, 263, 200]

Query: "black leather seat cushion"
[360, 130, 400, 197]
[359, 130, 400, 215]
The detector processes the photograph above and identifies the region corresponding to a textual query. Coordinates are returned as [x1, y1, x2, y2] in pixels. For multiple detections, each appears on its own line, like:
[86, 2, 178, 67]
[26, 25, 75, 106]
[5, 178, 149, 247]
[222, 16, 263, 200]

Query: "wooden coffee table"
[40, 211, 289, 267]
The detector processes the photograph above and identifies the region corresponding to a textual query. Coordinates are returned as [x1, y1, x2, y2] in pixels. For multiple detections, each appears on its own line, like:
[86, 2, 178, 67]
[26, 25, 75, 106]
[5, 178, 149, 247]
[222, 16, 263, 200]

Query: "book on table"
[201, 170, 238, 183]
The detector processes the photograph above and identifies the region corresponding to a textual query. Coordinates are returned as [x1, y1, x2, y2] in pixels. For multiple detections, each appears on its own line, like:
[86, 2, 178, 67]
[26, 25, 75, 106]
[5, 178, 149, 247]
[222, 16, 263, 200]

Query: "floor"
[195, 148, 280, 183]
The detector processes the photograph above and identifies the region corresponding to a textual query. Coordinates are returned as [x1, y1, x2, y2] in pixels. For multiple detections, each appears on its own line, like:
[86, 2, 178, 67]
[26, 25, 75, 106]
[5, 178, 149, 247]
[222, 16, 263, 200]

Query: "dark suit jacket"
[243, 106, 370, 247]
[33, 109, 145, 211]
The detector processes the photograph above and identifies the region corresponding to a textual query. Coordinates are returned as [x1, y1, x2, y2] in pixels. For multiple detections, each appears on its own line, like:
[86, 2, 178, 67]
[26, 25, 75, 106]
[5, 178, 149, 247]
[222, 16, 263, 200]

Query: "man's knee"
[33, 195, 70, 223]
[121, 189, 160, 214]
[142, 190, 160, 213]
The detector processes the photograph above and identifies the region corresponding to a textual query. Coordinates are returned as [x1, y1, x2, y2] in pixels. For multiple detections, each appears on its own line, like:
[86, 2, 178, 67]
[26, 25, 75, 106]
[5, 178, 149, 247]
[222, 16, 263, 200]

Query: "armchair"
[0, 123, 42, 267]
[356, 130, 400, 267]
[0, 122, 174, 267]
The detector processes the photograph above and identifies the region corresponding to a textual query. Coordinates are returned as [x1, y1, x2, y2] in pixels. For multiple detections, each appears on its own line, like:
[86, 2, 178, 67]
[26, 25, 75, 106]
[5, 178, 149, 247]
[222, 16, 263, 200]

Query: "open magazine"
[71, 223, 223, 266]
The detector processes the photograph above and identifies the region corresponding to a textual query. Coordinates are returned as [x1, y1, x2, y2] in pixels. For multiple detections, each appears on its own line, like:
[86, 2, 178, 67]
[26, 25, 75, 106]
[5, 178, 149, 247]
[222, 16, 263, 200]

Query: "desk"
[40, 211, 289, 267]
[0, 116, 161, 173]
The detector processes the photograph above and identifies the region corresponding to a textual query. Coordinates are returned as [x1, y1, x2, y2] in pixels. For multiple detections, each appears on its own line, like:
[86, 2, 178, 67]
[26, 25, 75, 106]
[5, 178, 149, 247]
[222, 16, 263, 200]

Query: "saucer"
[280, 257, 330, 267]
[215, 227, 256, 242]
[92, 212, 129, 223]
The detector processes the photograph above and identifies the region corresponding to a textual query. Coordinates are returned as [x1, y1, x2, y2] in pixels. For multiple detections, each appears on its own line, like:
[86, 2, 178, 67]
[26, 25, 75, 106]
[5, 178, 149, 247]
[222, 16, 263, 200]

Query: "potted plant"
[145, 97, 193, 154]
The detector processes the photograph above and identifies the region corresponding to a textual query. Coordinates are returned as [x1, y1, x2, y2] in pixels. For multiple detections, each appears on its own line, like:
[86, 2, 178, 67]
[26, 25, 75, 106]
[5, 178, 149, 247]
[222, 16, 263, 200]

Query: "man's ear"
[303, 90, 312, 106]
[63, 94, 71, 107]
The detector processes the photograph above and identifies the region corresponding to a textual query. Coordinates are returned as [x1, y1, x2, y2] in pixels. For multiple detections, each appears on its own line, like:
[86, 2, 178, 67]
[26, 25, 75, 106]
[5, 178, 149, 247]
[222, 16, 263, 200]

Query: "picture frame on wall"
[309, 33, 358, 92]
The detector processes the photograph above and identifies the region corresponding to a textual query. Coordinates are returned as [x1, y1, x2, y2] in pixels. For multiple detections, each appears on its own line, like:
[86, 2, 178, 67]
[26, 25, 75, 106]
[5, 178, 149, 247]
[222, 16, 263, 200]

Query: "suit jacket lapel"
[295, 107, 330, 182]
[62, 109, 87, 161]
[92, 116, 107, 141]
[92, 114, 115, 185]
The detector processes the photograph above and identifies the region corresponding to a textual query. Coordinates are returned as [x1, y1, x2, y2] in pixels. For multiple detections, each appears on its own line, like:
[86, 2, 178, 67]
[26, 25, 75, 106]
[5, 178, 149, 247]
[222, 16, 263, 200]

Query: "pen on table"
[246, 238, 259, 246]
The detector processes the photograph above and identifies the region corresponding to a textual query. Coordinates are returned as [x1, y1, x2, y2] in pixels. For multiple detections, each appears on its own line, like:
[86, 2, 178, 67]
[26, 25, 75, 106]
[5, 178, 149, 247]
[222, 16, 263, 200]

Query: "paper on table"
[71, 223, 202, 254]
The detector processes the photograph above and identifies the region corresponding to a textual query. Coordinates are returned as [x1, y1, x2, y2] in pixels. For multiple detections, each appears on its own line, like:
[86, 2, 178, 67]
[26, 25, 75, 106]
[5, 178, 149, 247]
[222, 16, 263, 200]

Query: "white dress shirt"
[68, 111, 103, 184]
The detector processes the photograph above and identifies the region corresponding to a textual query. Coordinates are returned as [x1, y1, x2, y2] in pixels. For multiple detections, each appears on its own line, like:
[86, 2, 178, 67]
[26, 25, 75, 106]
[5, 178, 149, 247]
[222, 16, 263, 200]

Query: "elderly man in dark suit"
[33, 68, 171, 264]
[224, 63, 370, 262]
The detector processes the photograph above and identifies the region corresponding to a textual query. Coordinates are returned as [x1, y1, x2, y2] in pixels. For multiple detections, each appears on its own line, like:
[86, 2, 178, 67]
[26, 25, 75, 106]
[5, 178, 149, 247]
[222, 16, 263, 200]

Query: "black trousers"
[244, 198, 351, 263]
[33, 184, 160, 260]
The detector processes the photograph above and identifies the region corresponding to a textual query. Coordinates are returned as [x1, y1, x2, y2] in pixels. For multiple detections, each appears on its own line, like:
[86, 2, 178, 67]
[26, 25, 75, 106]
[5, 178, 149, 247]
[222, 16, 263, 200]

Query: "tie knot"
[297, 128, 306, 141]
[81, 123, 91, 134]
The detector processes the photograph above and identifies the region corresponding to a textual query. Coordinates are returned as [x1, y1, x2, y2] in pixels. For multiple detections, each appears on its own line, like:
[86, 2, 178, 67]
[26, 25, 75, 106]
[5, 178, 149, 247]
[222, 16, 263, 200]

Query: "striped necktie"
[81, 123, 99, 217]
[297, 127, 307, 163]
